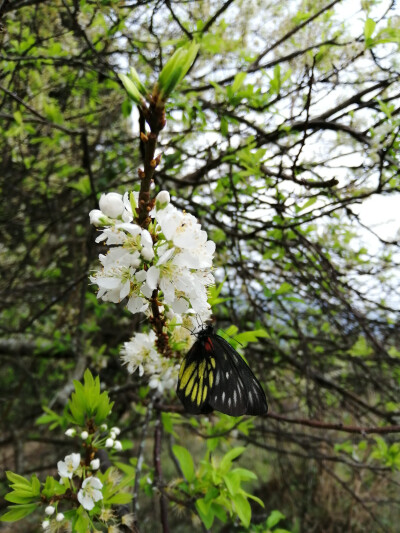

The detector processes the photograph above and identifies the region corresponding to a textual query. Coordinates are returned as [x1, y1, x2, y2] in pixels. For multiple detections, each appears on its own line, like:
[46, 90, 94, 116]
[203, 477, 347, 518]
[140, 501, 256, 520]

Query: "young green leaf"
[172, 445, 195, 482]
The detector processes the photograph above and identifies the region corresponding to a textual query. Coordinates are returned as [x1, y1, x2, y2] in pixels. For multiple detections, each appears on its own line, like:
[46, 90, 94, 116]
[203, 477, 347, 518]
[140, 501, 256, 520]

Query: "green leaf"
[106, 492, 133, 504]
[220, 446, 245, 472]
[364, 18, 376, 40]
[232, 72, 247, 93]
[232, 493, 251, 528]
[195, 498, 215, 529]
[118, 73, 143, 105]
[5, 472, 31, 488]
[4, 493, 36, 504]
[172, 444, 195, 482]
[0, 504, 38, 522]
[73, 508, 90, 533]
[267, 509, 286, 529]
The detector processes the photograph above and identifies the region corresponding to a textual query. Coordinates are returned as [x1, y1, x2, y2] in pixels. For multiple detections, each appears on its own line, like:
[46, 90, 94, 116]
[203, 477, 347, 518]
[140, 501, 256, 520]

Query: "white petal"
[95, 277, 121, 290]
[115, 222, 141, 236]
[146, 266, 160, 290]
[120, 280, 130, 300]
[141, 246, 154, 261]
[141, 229, 153, 248]
[127, 296, 148, 314]
[157, 248, 175, 266]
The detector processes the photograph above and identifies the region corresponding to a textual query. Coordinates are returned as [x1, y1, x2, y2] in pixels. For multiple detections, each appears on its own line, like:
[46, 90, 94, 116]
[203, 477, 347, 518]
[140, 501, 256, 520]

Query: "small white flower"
[89, 209, 107, 226]
[100, 424, 108, 431]
[42, 520, 50, 529]
[81, 431, 89, 440]
[77, 476, 103, 511]
[56, 513, 64, 522]
[90, 458, 100, 470]
[110, 431, 117, 440]
[45, 505, 55, 516]
[65, 428, 76, 438]
[156, 190, 170, 208]
[111, 427, 121, 435]
[105, 438, 114, 448]
[57, 453, 81, 479]
[120, 330, 158, 375]
[114, 440, 123, 451]
[99, 192, 125, 218]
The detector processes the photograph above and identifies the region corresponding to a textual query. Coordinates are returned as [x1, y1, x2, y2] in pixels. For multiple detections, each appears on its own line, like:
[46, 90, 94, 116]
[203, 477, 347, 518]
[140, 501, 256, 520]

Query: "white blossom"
[114, 440, 123, 451]
[45, 506, 55, 516]
[65, 428, 76, 438]
[111, 426, 121, 435]
[57, 453, 81, 479]
[99, 192, 125, 218]
[90, 188, 216, 394]
[42, 520, 50, 529]
[120, 330, 158, 375]
[156, 190, 170, 208]
[89, 209, 107, 226]
[105, 438, 114, 448]
[80, 431, 89, 440]
[77, 477, 103, 511]
[90, 458, 100, 470]
[56, 513, 64, 522]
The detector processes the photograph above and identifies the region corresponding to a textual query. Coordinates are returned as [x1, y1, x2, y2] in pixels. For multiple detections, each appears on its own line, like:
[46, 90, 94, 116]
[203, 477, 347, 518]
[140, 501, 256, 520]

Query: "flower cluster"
[90, 190, 215, 393]
[89, 190, 215, 317]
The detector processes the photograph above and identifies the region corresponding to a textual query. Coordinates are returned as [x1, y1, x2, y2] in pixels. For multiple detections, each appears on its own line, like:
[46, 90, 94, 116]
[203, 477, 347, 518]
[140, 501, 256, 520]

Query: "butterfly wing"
[207, 334, 268, 416]
[176, 339, 214, 414]
[177, 329, 268, 416]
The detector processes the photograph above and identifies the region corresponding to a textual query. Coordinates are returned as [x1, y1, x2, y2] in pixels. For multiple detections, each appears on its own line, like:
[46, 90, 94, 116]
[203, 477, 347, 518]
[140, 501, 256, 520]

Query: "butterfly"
[176, 325, 268, 416]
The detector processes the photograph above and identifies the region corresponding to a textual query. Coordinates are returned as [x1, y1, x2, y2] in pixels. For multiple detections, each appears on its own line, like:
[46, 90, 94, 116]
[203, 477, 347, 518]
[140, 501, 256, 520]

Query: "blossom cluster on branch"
[89, 190, 215, 392]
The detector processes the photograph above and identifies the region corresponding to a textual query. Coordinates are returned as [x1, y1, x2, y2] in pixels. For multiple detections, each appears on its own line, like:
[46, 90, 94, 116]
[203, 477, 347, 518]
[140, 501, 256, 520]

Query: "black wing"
[207, 334, 268, 416]
[176, 330, 268, 416]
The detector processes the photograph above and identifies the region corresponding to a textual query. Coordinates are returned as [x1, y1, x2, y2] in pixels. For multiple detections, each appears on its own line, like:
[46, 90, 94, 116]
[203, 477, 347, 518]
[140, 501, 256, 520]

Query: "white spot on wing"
[233, 390, 237, 405]
[222, 391, 226, 403]
[228, 398, 231, 407]
[215, 372, 220, 385]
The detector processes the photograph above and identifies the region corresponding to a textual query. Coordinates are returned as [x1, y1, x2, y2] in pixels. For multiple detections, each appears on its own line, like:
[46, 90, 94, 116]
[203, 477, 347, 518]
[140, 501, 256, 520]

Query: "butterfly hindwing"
[177, 326, 268, 416]
[208, 335, 268, 416]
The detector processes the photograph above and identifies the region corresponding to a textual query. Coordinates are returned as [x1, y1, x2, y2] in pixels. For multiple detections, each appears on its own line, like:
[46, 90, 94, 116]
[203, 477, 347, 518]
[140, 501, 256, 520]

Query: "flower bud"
[81, 431, 89, 440]
[156, 190, 170, 210]
[100, 423, 108, 431]
[91, 458, 100, 470]
[42, 520, 50, 529]
[89, 209, 106, 227]
[45, 505, 55, 516]
[65, 428, 76, 438]
[111, 427, 121, 435]
[105, 438, 114, 448]
[56, 513, 64, 522]
[114, 440, 123, 451]
[99, 192, 124, 218]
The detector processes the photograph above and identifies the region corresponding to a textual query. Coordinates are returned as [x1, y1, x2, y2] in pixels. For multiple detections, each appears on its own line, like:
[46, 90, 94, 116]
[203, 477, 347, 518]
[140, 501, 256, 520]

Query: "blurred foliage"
[1, 0, 400, 531]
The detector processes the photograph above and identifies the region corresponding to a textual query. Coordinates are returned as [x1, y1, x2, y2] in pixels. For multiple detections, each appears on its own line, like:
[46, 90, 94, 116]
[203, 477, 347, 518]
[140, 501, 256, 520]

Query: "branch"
[268, 411, 400, 435]
[154, 411, 170, 533]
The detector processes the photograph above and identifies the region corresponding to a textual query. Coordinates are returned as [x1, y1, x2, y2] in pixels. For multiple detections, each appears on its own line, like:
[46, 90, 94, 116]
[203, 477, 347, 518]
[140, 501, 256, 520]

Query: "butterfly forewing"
[208, 335, 268, 415]
[177, 326, 268, 416]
